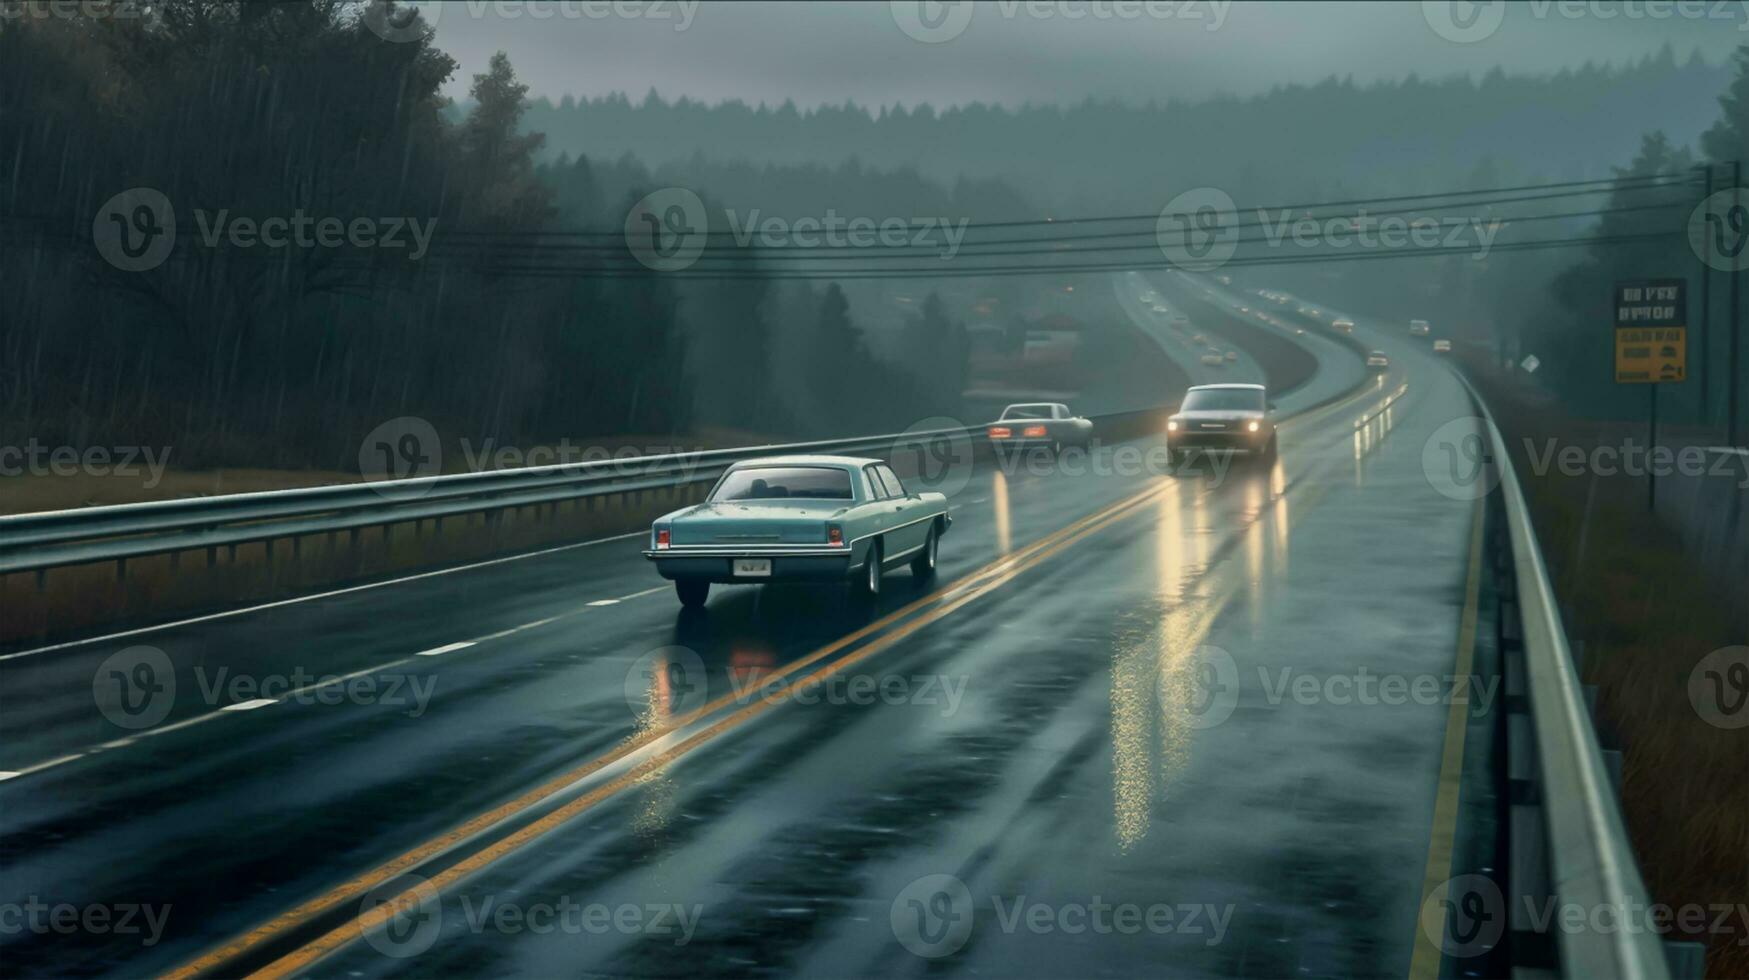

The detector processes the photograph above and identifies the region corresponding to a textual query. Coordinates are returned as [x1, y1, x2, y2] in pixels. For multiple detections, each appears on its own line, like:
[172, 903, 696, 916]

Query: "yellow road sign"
[1614, 326, 1686, 383]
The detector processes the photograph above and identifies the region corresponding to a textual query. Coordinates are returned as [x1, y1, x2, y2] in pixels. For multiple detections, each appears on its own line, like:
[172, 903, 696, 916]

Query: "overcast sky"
[421, 1, 1746, 107]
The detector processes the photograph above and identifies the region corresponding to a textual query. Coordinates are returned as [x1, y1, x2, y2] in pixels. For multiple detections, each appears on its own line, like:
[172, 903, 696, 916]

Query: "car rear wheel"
[857, 541, 882, 598]
[676, 579, 709, 608]
[911, 524, 938, 582]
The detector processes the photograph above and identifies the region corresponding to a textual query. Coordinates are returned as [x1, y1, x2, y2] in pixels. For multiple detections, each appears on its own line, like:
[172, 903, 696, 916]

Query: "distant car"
[1151, 304, 1170, 314]
[987, 402, 1093, 452]
[1167, 383, 1277, 463]
[1191, 333, 1207, 344]
[1432, 339, 1452, 354]
[1409, 319, 1431, 336]
[1200, 351, 1225, 366]
[1169, 315, 1190, 328]
[1224, 350, 1239, 362]
[1332, 319, 1355, 333]
[1294, 327, 1306, 335]
[646, 455, 951, 605]
[1367, 350, 1390, 371]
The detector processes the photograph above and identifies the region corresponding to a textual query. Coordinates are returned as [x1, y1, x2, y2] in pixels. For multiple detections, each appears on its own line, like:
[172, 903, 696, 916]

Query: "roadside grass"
[1476, 376, 1749, 979]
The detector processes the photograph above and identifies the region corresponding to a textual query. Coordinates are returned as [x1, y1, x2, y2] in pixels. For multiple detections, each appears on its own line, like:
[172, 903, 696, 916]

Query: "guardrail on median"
[1459, 374, 1680, 980]
[0, 407, 1177, 582]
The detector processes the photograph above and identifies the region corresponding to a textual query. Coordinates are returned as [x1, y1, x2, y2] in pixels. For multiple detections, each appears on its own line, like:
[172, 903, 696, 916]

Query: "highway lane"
[285, 356, 1481, 980]
[0, 335, 1491, 979]
[1113, 271, 1266, 386]
[2, 397, 1335, 976]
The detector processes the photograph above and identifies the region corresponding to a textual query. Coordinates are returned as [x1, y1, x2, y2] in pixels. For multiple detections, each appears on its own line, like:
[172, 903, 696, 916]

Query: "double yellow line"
[169, 475, 1184, 979]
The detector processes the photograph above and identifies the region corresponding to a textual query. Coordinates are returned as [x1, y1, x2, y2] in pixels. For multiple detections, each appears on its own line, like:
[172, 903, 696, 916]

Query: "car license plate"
[733, 558, 771, 577]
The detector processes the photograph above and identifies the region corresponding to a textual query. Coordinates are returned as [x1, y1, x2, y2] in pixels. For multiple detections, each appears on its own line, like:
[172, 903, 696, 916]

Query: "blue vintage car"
[644, 454, 952, 607]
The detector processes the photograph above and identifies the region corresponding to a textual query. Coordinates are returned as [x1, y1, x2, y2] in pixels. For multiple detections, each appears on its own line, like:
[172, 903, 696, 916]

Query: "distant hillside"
[522, 45, 1728, 212]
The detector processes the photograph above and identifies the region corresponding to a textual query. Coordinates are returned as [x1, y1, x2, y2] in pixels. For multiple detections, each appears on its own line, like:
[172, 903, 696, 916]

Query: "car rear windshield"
[1000, 405, 1053, 420]
[1181, 388, 1264, 412]
[713, 466, 853, 501]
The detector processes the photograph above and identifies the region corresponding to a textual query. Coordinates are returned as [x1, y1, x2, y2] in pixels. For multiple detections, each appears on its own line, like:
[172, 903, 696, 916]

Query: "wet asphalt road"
[0, 299, 1490, 979]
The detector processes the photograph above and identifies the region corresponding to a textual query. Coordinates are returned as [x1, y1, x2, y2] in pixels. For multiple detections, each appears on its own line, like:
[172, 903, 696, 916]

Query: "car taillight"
[1022, 425, 1047, 438]
[655, 528, 670, 549]
[989, 426, 1012, 439]
[828, 526, 845, 547]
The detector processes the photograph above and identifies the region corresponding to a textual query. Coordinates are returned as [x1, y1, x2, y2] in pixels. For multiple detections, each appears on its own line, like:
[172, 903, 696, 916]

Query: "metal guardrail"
[0, 424, 997, 577]
[1460, 373, 1674, 980]
[0, 410, 1183, 578]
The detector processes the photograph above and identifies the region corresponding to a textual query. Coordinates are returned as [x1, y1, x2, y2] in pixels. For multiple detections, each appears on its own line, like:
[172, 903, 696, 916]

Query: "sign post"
[1614, 279, 1687, 511]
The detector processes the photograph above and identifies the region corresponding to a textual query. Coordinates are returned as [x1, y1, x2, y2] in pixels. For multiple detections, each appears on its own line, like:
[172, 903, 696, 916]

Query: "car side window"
[862, 466, 888, 500]
[875, 465, 907, 498]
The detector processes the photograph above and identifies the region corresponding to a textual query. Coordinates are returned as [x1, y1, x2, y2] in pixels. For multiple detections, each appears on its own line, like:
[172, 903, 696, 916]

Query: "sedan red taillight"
[1022, 425, 1047, 438]
[655, 528, 670, 549]
[828, 526, 845, 547]
[988, 426, 1012, 439]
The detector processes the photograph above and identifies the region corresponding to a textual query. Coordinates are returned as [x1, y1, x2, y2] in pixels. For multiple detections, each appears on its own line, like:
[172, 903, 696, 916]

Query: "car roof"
[726, 454, 880, 469]
[1187, 383, 1265, 391]
[1002, 402, 1062, 410]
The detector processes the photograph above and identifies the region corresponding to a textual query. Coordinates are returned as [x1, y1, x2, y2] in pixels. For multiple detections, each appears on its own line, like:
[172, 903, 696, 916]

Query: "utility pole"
[1698, 164, 1712, 423]
[1733, 160, 1743, 448]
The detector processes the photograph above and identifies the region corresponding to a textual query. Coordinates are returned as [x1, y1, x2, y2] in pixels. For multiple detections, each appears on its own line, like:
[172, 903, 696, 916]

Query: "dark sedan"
[1166, 383, 1278, 463]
